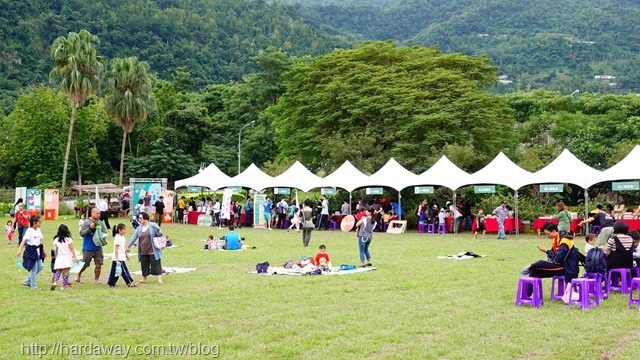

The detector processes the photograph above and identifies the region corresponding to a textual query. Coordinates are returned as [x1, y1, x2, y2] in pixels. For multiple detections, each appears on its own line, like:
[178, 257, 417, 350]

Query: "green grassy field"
[2, 217, 639, 359]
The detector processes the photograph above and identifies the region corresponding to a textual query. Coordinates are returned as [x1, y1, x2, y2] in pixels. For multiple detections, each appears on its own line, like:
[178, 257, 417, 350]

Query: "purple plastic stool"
[592, 226, 601, 235]
[629, 278, 640, 309]
[568, 278, 599, 310]
[583, 273, 608, 299]
[550, 276, 565, 301]
[383, 222, 390, 232]
[329, 221, 337, 230]
[427, 223, 435, 234]
[418, 223, 425, 233]
[437, 223, 447, 234]
[607, 268, 632, 294]
[515, 277, 543, 308]
[631, 267, 640, 278]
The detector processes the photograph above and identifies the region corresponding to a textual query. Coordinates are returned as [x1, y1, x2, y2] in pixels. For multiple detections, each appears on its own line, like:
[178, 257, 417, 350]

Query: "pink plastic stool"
[427, 224, 435, 233]
[550, 276, 565, 301]
[515, 277, 543, 308]
[607, 268, 632, 294]
[437, 223, 447, 234]
[568, 278, 599, 310]
[629, 278, 640, 309]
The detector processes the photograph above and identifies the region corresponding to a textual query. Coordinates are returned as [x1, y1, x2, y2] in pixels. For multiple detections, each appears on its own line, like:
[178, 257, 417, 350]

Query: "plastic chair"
[515, 277, 543, 308]
[629, 278, 640, 309]
[550, 276, 565, 301]
[418, 223, 425, 233]
[437, 223, 447, 234]
[427, 224, 435, 234]
[329, 221, 337, 230]
[607, 268, 632, 294]
[592, 225, 601, 235]
[568, 278, 599, 310]
[583, 273, 608, 299]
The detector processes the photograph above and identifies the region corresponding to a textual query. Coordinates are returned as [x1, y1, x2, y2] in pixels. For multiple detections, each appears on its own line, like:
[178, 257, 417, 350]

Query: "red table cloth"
[471, 217, 521, 233]
[533, 217, 583, 234]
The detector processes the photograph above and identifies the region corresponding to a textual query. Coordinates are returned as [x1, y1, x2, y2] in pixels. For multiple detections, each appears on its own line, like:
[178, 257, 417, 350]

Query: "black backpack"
[585, 247, 607, 275]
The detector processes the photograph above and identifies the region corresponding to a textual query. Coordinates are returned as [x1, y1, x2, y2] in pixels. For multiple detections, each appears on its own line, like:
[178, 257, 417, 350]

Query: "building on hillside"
[594, 75, 615, 80]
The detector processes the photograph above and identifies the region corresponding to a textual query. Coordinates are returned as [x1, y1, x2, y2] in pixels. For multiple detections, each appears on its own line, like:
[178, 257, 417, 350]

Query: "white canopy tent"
[367, 158, 420, 219]
[597, 145, 640, 182]
[267, 161, 325, 192]
[321, 160, 371, 193]
[228, 163, 274, 192]
[174, 163, 231, 190]
[415, 155, 472, 190]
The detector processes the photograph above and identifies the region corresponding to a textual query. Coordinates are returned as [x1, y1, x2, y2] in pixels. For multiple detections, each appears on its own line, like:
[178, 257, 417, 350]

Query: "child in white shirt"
[107, 223, 136, 287]
[584, 233, 596, 254]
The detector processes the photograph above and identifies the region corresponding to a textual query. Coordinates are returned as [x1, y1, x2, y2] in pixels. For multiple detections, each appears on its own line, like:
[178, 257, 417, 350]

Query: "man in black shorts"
[76, 208, 107, 284]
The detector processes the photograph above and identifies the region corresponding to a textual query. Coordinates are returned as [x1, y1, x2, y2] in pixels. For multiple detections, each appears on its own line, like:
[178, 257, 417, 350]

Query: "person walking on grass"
[16, 216, 45, 289]
[127, 212, 164, 284]
[97, 196, 111, 230]
[263, 196, 273, 230]
[76, 208, 106, 284]
[356, 207, 376, 267]
[51, 224, 78, 290]
[474, 209, 486, 239]
[107, 223, 136, 287]
[493, 201, 509, 239]
[301, 200, 314, 247]
[154, 196, 165, 227]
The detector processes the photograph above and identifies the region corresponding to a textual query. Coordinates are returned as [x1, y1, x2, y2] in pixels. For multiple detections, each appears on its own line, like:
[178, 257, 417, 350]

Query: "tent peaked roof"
[174, 163, 231, 190]
[367, 158, 419, 191]
[321, 161, 371, 192]
[268, 161, 324, 192]
[598, 145, 640, 183]
[467, 152, 533, 190]
[525, 149, 602, 188]
[416, 155, 472, 190]
[229, 163, 274, 191]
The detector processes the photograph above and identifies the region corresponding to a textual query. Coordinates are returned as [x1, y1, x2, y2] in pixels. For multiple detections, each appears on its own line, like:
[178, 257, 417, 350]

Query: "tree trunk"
[61, 101, 77, 195]
[74, 144, 82, 185]
[119, 128, 127, 186]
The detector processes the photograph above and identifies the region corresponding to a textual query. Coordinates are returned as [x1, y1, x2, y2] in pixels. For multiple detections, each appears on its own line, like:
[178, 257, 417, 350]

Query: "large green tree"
[105, 56, 157, 186]
[271, 41, 515, 173]
[49, 30, 105, 194]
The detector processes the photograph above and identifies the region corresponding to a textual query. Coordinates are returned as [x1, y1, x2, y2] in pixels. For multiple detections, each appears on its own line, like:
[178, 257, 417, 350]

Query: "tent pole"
[398, 190, 401, 220]
[349, 191, 352, 215]
[514, 189, 519, 236]
[584, 188, 589, 234]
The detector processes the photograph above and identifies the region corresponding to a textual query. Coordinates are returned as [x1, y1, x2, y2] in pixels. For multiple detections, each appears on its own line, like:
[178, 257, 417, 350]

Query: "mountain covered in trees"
[289, 0, 640, 94]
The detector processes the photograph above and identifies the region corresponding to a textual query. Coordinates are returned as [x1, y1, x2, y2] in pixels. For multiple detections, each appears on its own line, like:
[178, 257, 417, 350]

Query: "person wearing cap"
[578, 204, 615, 246]
[492, 201, 509, 239]
[438, 208, 446, 227]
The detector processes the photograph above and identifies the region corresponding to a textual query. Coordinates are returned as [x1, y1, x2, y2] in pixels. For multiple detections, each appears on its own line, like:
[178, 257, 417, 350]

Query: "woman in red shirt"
[13, 203, 30, 246]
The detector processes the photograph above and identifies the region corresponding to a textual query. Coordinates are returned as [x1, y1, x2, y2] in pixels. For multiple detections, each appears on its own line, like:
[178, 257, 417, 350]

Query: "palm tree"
[104, 57, 156, 186]
[49, 30, 105, 194]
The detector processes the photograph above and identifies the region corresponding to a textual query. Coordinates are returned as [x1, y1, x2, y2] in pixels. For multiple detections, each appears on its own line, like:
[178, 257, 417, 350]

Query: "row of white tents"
[176, 146, 640, 194]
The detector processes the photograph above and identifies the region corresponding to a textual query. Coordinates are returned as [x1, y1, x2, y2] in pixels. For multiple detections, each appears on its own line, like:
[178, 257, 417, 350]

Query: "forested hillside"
[0, 0, 348, 115]
[290, 0, 640, 94]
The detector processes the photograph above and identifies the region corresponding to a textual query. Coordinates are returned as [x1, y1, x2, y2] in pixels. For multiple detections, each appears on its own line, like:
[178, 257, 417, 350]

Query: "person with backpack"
[520, 222, 579, 286]
[601, 221, 636, 270]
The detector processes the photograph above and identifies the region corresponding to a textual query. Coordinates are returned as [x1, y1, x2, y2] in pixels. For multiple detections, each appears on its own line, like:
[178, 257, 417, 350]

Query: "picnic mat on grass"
[437, 251, 486, 260]
[253, 266, 377, 276]
[131, 267, 197, 275]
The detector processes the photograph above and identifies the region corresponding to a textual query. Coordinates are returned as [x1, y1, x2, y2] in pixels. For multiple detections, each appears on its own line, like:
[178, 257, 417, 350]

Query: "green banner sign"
[414, 186, 434, 194]
[474, 185, 495, 194]
[321, 187, 336, 196]
[540, 184, 563, 193]
[227, 186, 242, 193]
[366, 187, 383, 195]
[187, 186, 202, 193]
[274, 187, 291, 195]
[612, 181, 640, 191]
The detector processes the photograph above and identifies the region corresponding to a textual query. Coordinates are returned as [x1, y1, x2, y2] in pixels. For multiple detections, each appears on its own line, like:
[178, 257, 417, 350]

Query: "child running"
[107, 223, 136, 287]
[5, 220, 14, 245]
[51, 224, 78, 290]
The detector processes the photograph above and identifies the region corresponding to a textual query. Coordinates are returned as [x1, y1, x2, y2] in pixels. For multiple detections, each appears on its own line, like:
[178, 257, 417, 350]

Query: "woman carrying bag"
[127, 212, 164, 284]
[301, 200, 314, 247]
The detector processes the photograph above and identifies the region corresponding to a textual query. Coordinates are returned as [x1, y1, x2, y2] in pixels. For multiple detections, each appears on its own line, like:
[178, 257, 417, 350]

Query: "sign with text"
[414, 186, 434, 194]
[274, 187, 291, 195]
[187, 186, 202, 193]
[540, 184, 563, 193]
[321, 187, 336, 196]
[366, 187, 383, 195]
[612, 181, 640, 191]
[227, 186, 242, 193]
[474, 185, 495, 194]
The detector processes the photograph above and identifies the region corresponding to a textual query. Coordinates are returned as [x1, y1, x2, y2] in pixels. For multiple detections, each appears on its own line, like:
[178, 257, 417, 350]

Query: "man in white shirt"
[97, 196, 111, 229]
[212, 199, 221, 229]
[317, 195, 329, 230]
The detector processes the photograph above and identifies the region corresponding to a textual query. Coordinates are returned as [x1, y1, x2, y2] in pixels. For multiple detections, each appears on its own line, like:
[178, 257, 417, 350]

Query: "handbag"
[153, 235, 168, 250]
[302, 210, 314, 230]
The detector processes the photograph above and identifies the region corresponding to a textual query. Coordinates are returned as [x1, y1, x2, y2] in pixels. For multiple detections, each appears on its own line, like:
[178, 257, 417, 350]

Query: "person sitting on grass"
[222, 226, 242, 250]
[314, 244, 332, 270]
[520, 222, 579, 285]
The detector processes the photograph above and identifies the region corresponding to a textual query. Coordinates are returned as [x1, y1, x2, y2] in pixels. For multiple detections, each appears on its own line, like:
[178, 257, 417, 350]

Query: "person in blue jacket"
[127, 212, 164, 284]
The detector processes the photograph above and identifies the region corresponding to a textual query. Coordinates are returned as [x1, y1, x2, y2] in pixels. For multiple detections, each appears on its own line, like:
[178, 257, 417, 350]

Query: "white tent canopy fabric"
[229, 163, 274, 192]
[598, 145, 640, 183]
[366, 158, 420, 192]
[467, 152, 534, 190]
[174, 163, 231, 190]
[321, 161, 371, 192]
[267, 161, 325, 192]
[415, 155, 472, 191]
[524, 149, 602, 189]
